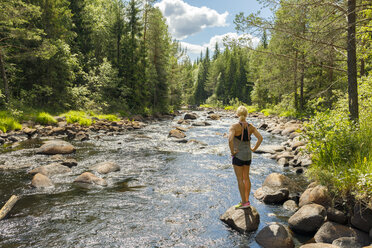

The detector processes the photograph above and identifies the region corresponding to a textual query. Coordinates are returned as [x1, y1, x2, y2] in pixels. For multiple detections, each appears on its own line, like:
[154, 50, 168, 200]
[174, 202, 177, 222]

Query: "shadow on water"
[0, 111, 311, 248]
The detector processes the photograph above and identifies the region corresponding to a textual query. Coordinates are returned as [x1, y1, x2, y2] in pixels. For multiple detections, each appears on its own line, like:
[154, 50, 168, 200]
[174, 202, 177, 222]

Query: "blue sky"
[154, 0, 272, 60]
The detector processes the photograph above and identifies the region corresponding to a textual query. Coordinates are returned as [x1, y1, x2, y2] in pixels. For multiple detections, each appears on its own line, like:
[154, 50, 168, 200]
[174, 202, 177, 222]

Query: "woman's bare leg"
[242, 165, 251, 202]
[233, 165, 246, 203]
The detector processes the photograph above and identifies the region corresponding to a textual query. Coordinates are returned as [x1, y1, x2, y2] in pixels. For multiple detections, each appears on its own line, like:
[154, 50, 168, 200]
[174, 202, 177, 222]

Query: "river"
[0, 111, 310, 247]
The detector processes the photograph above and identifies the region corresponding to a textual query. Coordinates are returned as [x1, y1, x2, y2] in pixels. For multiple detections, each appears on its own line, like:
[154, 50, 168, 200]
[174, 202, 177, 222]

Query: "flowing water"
[0, 111, 310, 248]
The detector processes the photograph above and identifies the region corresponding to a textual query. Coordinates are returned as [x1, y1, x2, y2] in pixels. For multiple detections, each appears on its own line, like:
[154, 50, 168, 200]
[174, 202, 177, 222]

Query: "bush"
[63, 111, 92, 126]
[95, 114, 120, 122]
[0, 111, 22, 132]
[260, 108, 276, 116]
[35, 112, 57, 125]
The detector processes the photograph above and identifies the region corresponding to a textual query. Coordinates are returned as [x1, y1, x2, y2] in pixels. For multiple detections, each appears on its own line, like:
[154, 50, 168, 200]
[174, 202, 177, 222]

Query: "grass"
[63, 111, 93, 126]
[260, 108, 276, 116]
[35, 112, 57, 125]
[94, 114, 120, 122]
[0, 111, 22, 132]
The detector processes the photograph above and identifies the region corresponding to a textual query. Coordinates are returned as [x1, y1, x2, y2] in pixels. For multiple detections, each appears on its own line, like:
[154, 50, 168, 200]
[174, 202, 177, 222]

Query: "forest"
[1, 0, 371, 203]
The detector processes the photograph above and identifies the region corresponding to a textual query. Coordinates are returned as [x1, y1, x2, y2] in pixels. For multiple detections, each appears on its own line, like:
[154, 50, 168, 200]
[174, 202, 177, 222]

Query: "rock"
[288, 203, 326, 234]
[278, 157, 289, 167]
[187, 139, 207, 146]
[262, 173, 299, 192]
[177, 119, 190, 125]
[332, 237, 363, 248]
[48, 127, 65, 136]
[327, 207, 347, 224]
[282, 126, 300, 136]
[288, 192, 301, 204]
[314, 221, 370, 246]
[299, 244, 339, 248]
[300, 158, 312, 167]
[23, 127, 37, 137]
[254, 187, 289, 204]
[29, 163, 72, 177]
[220, 205, 260, 233]
[74, 172, 107, 186]
[258, 123, 268, 130]
[255, 223, 294, 248]
[75, 131, 89, 141]
[299, 185, 331, 208]
[289, 132, 301, 139]
[173, 138, 188, 143]
[91, 161, 120, 174]
[36, 140, 76, 155]
[292, 141, 306, 150]
[61, 158, 78, 168]
[175, 126, 188, 132]
[276, 152, 295, 160]
[31, 173, 54, 188]
[192, 121, 211, 126]
[168, 129, 186, 139]
[208, 114, 220, 120]
[272, 128, 285, 134]
[255, 145, 285, 154]
[351, 204, 372, 233]
[283, 200, 299, 212]
[293, 167, 305, 174]
[184, 113, 197, 120]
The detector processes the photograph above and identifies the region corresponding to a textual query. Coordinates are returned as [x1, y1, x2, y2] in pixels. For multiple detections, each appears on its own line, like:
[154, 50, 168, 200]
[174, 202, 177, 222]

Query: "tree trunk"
[347, 0, 358, 121]
[0, 195, 19, 220]
[299, 53, 305, 111]
[360, 58, 365, 76]
[0, 48, 9, 103]
[294, 51, 298, 111]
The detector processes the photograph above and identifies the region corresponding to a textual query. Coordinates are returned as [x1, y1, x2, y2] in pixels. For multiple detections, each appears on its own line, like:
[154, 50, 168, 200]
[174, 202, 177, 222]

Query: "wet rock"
[332, 237, 363, 248]
[283, 200, 299, 212]
[61, 159, 78, 168]
[48, 127, 65, 136]
[173, 138, 188, 143]
[177, 119, 190, 125]
[36, 140, 76, 155]
[74, 172, 107, 186]
[220, 205, 260, 233]
[299, 185, 331, 208]
[168, 129, 186, 139]
[29, 163, 72, 177]
[207, 114, 220, 120]
[258, 123, 268, 130]
[254, 187, 289, 204]
[262, 173, 299, 192]
[75, 131, 89, 141]
[187, 139, 207, 146]
[184, 113, 197, 120]
[327, 207, 347, 224]
[351, 204, 372, 233]
[255, 223, 294, 248]
[276, 152, 295, 160]
[288, 192, 301, 204]
[278, 157, 289, 167]
[31, 173, 54, 188]
[23, 127, 37, 137]
[91, 161, 120, 174]
[292, 141, 306, 150]
[175, 126, 188, 132]
[255, 145, 285, 154]
[192, 121, 211, 126]
[288, 203, 326, 234]
[314, 221, 370, 246]
[293, 167, 305, 174]
[299, 244, 338, 248]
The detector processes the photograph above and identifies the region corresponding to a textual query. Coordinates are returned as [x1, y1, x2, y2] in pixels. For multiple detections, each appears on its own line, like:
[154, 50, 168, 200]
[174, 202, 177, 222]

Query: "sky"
[154, 0, 273, 61]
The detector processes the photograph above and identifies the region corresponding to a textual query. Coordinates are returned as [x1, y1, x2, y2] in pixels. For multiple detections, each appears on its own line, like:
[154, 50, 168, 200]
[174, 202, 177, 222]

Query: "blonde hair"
[236, 106, 248, 122]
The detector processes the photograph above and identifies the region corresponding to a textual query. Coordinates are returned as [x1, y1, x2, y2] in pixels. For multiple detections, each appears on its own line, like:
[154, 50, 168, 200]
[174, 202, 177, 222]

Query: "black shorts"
[232, 156, 251, 166]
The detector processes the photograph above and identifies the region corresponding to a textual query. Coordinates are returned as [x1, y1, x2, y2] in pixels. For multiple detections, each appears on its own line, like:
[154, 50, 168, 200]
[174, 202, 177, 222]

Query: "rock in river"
[29, 163, 72, 177]
[288, 203, 326, 234]
[31, 173, 54, 188]
[255, 223, 294, 248]
[74, 172, 107, 186]
[220, 205, 260, 233]
[299, 185, 331, 208]
[36, 140, 76, 155]
[91, 161, 120, 174]
[299, 244, 339, 248]
[168, 129, 186, 139]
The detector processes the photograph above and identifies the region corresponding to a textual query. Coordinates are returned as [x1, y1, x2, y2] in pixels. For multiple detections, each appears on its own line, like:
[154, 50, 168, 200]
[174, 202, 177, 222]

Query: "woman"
[228, 106, 263, 208]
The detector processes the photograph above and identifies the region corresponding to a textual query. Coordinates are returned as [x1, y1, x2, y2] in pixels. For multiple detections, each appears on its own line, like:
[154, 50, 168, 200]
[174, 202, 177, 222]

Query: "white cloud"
[155, 0, 228, 40]
[180, 32, 260, 57]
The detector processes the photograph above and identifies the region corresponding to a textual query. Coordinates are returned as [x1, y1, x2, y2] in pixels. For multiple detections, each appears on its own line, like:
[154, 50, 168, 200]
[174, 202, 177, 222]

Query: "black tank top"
[235, 123, 250, 141]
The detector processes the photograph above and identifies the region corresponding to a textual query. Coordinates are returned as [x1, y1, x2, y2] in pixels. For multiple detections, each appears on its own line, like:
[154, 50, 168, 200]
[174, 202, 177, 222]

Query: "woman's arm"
[228, 126, 237, 156]
[250, 126, 263, 152]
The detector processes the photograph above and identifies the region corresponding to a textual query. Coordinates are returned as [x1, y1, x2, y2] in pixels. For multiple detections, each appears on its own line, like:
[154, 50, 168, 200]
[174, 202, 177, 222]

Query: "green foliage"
[260, 108, 276, 116]
[0, 111, 22, 132]
[35, 112, 57, 125]
[63, 111, 92, 126]
[95, 114, 120, 122]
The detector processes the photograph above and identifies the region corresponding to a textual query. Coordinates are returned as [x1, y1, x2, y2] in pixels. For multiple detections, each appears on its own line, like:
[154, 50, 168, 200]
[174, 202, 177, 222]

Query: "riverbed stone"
[292, 141, 306, 150]
[283, 200, 299, 212]
[255, 145, 285, 154]
[208, 114, 220, 120]
[262, 173, 299, 192]
[351, 204, 372, 233]
[288, 203, 326, 234]
[184, 113, 197, 120]
[332, 237, 363, 248]
[29, 163, 72, 177]
[254, 187, 289, 204]
[91, 161, 120, 174]
[299, 185, 331, 208]
[74, 172, 107, 186]
[36, 140, 76, 155]
[75, 131, 89, 141]
[327, 207, 347, 224]
[299, 244, 339, 248]
[314, 221, 371, 245]
[168, 129, 186, 139]
[277, 152, 295, 160]
[255, 223, 294, 248]
[31, 173, 54, 188]
[220, 205, 260, 233]
[278, 157, 289, 167]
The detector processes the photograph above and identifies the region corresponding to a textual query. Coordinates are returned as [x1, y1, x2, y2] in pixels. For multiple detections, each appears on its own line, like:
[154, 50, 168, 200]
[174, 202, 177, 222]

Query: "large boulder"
[327, 207, 347, 224]
[351, 204, 372, 233]
[184, 113, 197, 120]
[314, 221, 370, 246]
[282, 125, 300, 136]
[332, 237, 363, 248]
[220, 205, 260, 233]
[262, 173, 299, 192]
[283, 200, 299, 212]
[168, 129, 186, 139]
[299, 244, 339, 248]
[29, 163, 71, 177]
[31, 173, 54, 188]
[36, 140, 76, 155]
[299, 185, 331, 208]
[91, 161, 120, 174]
[255, 223, 294, 248]
[288, 203, 326, 234]
[255, 145, 284, 154]
[254, 187, 289, 204]
[74, 172, 107, 186]
[208, 114, 220, 120]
